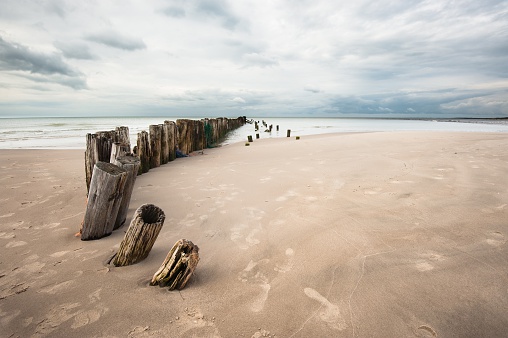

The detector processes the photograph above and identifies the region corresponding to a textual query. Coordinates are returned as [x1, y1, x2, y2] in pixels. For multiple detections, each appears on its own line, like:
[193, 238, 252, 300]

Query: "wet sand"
[1, 131, 507, 337]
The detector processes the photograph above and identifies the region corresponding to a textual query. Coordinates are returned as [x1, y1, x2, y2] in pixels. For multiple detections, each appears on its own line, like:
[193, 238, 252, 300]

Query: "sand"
[1, 131, 507, 337]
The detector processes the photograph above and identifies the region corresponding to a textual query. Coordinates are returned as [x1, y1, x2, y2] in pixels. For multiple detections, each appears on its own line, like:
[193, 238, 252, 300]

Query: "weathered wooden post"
[85, 131, 116, 192]
[276, 125, 279, 131]
[149, 125, 162, 169]
[256, 133, 259, 139]
[150, 239, 199, 290]
[136, 131, 150, 174]
[113, 204, 165, 266]
[115, 126, 130, 145]
[287, 129, 291, 137]
[160, 123, 169, 165]
[247, 135, 253, 142]
[165, 121, 177, 161]
[81, 162, 128, 240]
[110, 142, 131, 163]
[112, 155, 141, 230]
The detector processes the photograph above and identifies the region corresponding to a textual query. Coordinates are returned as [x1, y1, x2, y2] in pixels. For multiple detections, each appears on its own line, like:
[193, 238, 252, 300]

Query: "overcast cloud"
[0, 0, 507, 117]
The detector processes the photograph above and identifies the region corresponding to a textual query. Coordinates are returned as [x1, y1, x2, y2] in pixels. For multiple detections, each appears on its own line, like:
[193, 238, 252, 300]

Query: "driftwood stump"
[150, 239, 199, 290]
[112, 155, 141, 230]
[113, 204, 165, 266]
[82, 162, 128, 240]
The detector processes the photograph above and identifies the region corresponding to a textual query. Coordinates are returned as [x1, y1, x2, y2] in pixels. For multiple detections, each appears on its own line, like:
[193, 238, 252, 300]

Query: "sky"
[0, 0, 507, 118]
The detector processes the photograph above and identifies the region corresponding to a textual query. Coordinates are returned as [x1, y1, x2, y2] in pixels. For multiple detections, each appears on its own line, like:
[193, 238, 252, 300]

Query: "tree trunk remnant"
[113, 204, 166, 266]
[82, 162, 128, 240]
[112, 155, 141, 230]
[150, 239, 199, 290]
[136, 131, 150, 175]
[149, 125, 162, 169]
[110, 142, 131, 163]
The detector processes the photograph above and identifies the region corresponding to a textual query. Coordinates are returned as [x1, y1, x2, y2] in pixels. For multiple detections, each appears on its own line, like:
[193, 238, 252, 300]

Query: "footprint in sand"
[38, 280, 75, 294]
[275, 190, 298, 202]
[303, 288, 347, 331]
[238, 259, 271, 313]
[486, 231, 506, 247]
[0, 232, 16, 239]
[415, 252, 445, 272]
[230, 221, 262, 250]
[5, 241, 28, 248]
[71, 305, 108, 329]
[34, 302, 82, 336]
[274, 248, 295, 273]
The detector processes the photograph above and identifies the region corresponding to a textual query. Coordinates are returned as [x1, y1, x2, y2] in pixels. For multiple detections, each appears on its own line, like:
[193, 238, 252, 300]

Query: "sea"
[1, 116, 507, 149]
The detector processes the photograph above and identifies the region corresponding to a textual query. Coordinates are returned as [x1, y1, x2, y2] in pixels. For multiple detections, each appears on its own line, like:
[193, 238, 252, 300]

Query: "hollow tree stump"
[112, 155, 141, 230]
[113, 204, 165, 266]
[150, 239, 199, 290]
[82, 162, 128, 241]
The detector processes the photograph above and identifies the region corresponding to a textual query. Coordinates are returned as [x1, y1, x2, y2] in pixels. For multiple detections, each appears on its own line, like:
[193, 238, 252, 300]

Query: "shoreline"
[1, 131, 507, 337]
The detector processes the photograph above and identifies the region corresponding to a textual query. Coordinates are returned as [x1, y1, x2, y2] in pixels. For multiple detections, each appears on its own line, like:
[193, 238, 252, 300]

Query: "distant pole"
[287, 129, 291, 137]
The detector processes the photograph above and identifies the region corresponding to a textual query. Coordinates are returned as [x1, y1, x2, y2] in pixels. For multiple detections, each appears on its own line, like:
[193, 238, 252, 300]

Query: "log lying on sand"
[150, 239, 200, 290]
[113, 204, 165, 267]
[82, 162, 128, 240]
[112, 155, 141, 230]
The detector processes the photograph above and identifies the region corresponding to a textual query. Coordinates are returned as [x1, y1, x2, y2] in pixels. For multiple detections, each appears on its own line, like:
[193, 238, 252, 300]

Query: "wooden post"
[248, 135, 253, 142]
[160, 123, 169, 165]
[137, 131, 150, 175]
[165, 121, 177, 161]
[112, 155, 141, 230]
[287, 129, 291, 137]
[149, 125, 162, 169]
[113, 204, 166, 266]
[150, 239, 199, 290]
[276, 125, 279, 131]
[115, 126, 130, 146]
[82, 162, 128, 240]
[85, 131, 115, 193]
[177, 119, 190, 155]
[110, 142, 131, 163]
[256, 133, 259, 139]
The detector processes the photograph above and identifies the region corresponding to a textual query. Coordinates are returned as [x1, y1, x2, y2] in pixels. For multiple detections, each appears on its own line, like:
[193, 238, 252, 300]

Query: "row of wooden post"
[85, 117, 247, 191]
[82, 117, 247, 240]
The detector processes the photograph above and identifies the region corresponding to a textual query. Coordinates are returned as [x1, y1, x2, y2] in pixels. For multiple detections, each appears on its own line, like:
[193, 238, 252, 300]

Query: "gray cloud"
[1, 0, 507, 117]
[241, 53, 278, 68]
[161, 6, 186, 18]
[194, 0, 240, 30]
[54, 41, 96, 60]
[0, 36, 87, 89]
[86, 31, 146, 51]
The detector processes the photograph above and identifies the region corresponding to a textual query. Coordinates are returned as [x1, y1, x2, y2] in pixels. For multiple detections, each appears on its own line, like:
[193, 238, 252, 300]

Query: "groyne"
[84, 116, 247, 192]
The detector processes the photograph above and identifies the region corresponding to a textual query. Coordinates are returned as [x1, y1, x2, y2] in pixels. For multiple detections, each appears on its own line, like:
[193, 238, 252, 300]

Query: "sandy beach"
[1, 131, 507, 337]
